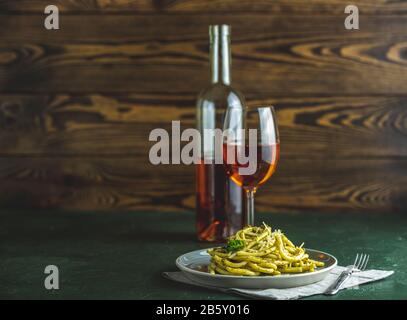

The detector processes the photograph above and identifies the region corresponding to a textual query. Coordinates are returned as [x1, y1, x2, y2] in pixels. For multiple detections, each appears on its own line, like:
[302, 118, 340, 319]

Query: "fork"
[324, 253, 370, 295]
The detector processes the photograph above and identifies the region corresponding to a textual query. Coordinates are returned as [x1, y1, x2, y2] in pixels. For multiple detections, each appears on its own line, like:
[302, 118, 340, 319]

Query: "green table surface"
[1, 210, 406, 300]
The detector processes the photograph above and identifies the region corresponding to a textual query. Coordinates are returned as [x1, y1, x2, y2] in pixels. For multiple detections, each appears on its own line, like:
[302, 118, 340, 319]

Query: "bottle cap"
[209, 25, 230, 40]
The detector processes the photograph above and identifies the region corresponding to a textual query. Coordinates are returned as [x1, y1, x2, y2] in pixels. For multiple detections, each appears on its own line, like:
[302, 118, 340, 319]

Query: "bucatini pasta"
[207, 223, 325, 276]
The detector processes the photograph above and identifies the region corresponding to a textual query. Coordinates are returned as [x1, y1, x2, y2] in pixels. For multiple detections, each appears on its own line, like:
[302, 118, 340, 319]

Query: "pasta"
[207, 223, 325, 276]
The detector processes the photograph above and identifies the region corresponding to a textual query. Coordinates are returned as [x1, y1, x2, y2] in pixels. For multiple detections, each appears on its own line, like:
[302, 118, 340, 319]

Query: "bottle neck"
[210, 32, 231, 85]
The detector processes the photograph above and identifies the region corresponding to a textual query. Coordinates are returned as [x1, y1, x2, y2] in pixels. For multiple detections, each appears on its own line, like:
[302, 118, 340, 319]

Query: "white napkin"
[163, 267, 394, 300]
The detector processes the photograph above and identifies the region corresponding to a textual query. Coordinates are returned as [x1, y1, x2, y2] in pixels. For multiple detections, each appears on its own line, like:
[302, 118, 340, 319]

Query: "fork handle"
[324, 271, 352, 295]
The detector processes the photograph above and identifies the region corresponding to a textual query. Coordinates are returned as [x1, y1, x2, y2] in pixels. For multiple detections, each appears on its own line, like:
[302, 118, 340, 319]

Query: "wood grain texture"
[0, 157, 405, 212]
[1, 15, 407, 94]
[1, 1, 406, 213]
[0, 94, 406, 158]
[1, 0, 407, 14]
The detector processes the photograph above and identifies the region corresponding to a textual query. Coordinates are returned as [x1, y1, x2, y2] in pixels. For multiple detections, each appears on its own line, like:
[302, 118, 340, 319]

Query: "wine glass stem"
[246, 189, 255, 226]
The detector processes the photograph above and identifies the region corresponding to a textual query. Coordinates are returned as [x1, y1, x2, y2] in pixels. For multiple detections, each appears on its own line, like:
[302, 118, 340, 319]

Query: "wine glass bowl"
[223, 143, 279, 190]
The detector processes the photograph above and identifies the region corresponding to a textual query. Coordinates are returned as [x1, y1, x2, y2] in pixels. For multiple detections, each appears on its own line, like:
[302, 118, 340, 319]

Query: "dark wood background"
[0, 0, 406, 213]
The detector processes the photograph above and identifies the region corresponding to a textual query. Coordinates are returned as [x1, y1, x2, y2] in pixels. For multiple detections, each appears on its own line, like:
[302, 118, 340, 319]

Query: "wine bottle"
[196, 25, 245, 242]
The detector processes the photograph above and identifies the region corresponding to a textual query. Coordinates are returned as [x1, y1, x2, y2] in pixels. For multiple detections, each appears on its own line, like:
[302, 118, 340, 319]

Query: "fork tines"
[353, 253, 370, 271]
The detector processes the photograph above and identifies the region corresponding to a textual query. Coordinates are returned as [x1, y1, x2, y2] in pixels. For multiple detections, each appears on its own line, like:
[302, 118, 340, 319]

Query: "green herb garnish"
[226, 239, 245, 252]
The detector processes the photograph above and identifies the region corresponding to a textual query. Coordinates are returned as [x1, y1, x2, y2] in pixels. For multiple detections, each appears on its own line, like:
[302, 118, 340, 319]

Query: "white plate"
[176, 248, 337, 289]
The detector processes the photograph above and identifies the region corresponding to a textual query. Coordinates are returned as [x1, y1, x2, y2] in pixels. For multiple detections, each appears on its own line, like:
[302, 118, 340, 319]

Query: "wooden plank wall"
[0, 0, 406, 213]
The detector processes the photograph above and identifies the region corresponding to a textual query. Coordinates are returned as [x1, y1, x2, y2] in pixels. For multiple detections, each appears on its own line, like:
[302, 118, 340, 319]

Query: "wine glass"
[223, 106, 280, 226]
